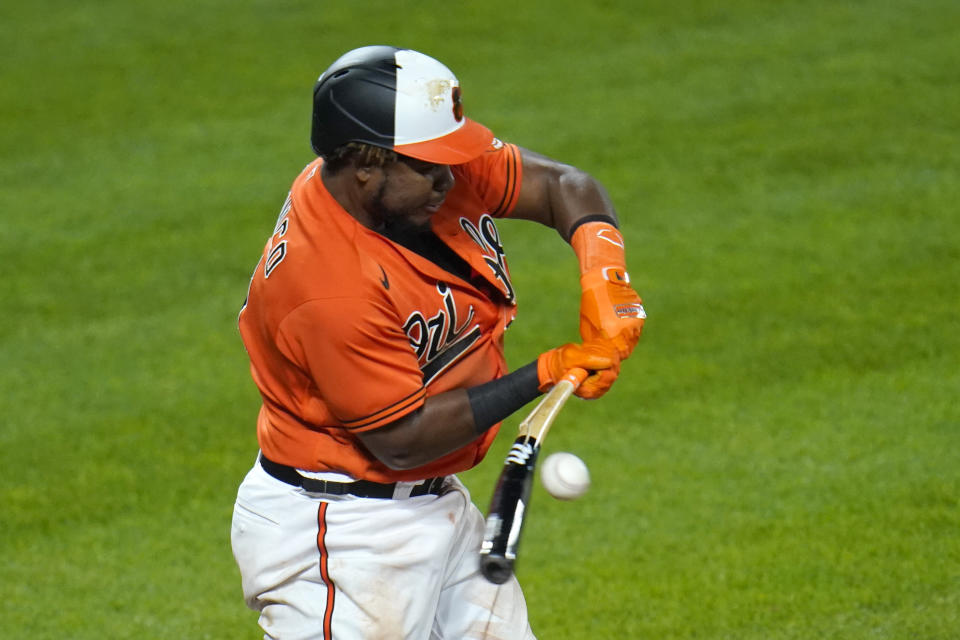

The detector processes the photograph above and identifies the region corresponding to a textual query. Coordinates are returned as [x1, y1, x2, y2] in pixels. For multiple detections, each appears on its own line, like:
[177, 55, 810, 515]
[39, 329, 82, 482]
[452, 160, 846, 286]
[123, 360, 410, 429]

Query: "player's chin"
[383, 209, 431, 233]
[405, 205, 440, 227]
[418, 202, 443, 219]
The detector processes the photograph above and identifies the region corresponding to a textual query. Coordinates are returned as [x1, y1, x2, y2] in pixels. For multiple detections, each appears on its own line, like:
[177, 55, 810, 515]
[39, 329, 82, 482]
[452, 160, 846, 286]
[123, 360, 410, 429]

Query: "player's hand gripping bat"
[479, 367, 588, 584]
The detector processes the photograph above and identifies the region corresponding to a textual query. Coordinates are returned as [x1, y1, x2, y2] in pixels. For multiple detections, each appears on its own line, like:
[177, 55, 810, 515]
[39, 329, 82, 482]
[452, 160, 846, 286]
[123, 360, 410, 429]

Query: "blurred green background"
[2, 1, 958, 638]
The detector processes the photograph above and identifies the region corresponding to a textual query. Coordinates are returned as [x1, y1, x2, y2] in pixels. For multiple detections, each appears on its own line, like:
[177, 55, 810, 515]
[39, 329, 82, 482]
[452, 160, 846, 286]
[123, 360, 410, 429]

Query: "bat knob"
[480, 555, 513, 585]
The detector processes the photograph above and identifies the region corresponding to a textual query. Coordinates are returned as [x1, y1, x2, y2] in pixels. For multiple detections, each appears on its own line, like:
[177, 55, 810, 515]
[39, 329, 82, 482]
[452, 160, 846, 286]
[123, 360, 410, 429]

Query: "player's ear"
[355, 165, 381, 185]
[355, 166, 371, 182]
[354, 165, 386, 199]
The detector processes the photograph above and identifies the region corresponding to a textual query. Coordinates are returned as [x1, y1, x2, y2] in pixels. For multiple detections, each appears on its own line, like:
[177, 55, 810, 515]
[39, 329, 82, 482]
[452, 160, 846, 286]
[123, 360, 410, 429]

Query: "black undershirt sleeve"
[466, 361, 542, 434]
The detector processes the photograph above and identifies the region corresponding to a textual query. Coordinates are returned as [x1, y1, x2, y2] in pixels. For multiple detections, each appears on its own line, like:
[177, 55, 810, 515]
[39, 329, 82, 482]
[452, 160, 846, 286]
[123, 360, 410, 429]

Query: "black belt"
[259, 454, 445, 499]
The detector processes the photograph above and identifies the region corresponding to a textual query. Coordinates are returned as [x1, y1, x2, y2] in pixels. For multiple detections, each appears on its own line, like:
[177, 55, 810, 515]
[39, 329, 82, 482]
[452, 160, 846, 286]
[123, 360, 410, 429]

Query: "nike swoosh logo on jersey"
[379, 265, 390, 290]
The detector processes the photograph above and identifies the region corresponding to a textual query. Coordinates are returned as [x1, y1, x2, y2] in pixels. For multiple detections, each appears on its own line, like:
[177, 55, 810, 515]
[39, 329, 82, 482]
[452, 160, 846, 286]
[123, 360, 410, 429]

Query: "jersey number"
[264, 197, 291, 279]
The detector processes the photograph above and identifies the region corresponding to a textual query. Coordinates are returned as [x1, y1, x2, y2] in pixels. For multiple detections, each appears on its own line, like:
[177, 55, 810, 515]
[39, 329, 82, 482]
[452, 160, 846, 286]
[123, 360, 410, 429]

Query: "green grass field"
[2, 1, 958, 637]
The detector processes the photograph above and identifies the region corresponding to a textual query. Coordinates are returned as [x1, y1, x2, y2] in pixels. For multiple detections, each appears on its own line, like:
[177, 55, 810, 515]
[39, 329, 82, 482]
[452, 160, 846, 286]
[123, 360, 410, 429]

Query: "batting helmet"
[310, 46, 493, 165]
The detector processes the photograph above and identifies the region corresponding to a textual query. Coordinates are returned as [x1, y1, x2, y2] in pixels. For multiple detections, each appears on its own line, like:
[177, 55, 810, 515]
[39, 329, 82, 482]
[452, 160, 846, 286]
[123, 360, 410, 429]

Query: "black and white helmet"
[310, 46, 493, 165]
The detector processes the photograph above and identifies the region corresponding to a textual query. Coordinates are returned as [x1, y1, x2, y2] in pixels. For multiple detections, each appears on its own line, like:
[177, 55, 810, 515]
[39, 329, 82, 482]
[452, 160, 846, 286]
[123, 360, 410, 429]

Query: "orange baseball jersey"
[238, 141, 523, 482]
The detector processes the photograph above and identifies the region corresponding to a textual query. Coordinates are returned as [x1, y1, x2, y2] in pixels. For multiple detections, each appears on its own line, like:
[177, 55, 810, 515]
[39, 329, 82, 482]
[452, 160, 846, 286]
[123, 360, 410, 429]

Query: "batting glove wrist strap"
[570, 220, 626, 274]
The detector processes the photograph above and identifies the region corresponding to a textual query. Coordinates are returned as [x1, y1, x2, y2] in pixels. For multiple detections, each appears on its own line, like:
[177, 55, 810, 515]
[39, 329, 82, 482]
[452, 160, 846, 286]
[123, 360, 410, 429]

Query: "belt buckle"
[405, 477, 444, 499]
[392, 482, 415, 500]
[393, 478, 439, 499]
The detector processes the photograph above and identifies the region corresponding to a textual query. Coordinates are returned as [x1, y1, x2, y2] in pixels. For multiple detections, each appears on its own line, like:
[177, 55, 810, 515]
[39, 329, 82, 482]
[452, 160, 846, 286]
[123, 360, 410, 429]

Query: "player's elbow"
[374, 449, 426, 471]
[357, 419, 434, 471]
[357, 395, 474, 471]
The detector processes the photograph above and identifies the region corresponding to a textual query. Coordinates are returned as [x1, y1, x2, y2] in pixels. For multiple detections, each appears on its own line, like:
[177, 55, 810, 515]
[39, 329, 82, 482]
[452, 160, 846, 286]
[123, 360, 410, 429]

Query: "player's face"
[370, 157, 455, 228]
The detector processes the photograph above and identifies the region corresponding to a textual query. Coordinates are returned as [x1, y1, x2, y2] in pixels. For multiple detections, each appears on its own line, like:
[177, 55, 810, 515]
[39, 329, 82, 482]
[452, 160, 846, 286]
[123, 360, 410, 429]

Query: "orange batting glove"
[571, 220, 646, 360]
[537, 341, 621, 400]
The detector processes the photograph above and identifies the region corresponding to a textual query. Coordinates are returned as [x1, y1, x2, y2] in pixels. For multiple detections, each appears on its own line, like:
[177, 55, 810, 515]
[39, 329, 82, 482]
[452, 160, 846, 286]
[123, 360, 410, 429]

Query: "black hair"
[322, 142, 398, 173]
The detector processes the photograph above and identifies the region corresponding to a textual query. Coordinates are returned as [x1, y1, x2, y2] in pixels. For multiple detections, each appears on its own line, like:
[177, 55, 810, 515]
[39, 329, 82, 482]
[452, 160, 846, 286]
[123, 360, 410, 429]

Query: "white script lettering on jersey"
[459, 214, 516, 304]
[403, 282, 481, 384]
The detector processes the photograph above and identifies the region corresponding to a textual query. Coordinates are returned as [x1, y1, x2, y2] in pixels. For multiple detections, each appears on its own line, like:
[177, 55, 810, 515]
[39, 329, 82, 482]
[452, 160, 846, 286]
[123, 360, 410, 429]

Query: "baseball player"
[231, 45, 645, 639]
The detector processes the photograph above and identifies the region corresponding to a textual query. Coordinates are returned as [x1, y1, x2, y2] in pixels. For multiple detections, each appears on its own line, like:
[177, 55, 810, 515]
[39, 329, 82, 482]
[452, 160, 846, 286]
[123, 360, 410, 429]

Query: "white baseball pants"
[231, 457, 536, 639]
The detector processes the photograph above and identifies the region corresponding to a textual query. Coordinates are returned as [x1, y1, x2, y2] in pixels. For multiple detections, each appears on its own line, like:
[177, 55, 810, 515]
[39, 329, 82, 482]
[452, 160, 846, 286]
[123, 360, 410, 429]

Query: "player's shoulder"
[264, 251, 399, 339]
[447, 138, 521, 219]
[292, 157, 325, 187]
[259, 207, 380, 305]
[453, 138, 516, 175]
[282, 230, 387, 304]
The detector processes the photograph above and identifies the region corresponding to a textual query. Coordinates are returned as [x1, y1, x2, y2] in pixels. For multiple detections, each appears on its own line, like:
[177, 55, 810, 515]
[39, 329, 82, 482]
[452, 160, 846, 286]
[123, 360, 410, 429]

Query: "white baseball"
[540, 452, 591, 500]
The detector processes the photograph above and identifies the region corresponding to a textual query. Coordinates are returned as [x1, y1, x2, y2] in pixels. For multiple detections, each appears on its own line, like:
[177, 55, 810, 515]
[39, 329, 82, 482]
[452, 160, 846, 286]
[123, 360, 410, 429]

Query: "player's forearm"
[357, 364, 541, 471]
[358, 389, 476, 470]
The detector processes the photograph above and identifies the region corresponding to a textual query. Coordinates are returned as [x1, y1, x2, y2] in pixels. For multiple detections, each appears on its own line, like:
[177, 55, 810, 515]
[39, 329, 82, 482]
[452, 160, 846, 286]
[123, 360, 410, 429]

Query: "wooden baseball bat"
[479, 367, 589, 584]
